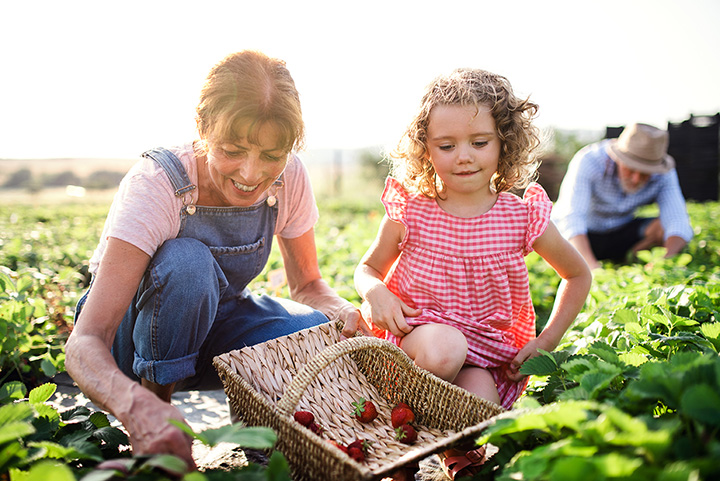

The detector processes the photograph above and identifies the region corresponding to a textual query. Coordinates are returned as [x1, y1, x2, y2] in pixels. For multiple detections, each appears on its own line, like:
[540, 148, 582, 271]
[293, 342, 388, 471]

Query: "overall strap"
[142, 148, 197, 198]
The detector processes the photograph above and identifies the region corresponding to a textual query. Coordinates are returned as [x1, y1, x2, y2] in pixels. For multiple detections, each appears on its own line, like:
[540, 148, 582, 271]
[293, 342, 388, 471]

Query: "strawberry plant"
[0, 380, 290, 480]
[3, 195, 720, 480]
[0, 268, 69, 387]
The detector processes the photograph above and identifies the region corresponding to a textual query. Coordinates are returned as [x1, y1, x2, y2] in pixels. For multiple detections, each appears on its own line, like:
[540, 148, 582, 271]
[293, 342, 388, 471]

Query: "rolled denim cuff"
[132, 351, 199, 386]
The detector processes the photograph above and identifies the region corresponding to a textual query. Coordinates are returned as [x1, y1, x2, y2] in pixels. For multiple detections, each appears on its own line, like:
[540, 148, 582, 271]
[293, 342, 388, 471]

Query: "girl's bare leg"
[399, 323, 468, 382]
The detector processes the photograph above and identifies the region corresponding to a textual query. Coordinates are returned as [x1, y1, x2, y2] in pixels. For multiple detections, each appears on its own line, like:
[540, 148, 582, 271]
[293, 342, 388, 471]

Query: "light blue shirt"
[551, 139, 694, 242]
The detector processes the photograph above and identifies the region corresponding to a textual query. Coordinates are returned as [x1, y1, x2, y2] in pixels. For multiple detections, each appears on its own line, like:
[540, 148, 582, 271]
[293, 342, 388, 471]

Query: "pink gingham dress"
[380, 177, 552, 409]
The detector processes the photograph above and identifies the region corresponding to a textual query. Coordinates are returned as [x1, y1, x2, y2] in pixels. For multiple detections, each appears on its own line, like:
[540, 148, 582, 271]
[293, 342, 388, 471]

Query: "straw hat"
[606, 123, 675, 174]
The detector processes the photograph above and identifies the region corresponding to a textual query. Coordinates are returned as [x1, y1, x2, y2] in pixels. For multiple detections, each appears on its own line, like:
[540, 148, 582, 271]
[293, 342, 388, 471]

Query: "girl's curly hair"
[389, 68, 541, 197]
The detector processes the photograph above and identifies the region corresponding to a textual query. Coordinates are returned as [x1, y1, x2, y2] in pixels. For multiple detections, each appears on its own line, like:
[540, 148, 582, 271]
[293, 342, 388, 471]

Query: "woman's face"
[203, 123, 289, 207]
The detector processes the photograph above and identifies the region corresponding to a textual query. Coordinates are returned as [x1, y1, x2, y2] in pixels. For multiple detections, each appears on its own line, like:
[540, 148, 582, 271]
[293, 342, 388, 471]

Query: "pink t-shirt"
[89, 143, 319, 274]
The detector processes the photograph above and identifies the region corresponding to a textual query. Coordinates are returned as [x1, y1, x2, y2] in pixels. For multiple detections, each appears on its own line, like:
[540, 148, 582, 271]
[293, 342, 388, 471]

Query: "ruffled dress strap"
[381, 177, 413, 250]
[522, 182, 553, 255]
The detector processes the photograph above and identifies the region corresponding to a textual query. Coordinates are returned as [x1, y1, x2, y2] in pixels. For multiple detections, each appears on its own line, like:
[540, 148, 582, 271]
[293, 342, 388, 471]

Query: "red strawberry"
[395, 424, 417, 444]
[293, 410, 314, 427]
[351, 397, 378, 423]
[347, 438, 372, 454]
[391, 402, 415, 428]
[346, 438, 372, 463]
[348, 446, 365, 462]
[309, 422, 324, 435]
[326, 439, 349, 454]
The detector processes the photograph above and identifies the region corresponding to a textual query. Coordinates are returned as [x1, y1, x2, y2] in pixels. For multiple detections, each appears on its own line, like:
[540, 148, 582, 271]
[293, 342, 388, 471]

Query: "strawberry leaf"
[520, 351, 558, 376]
[680, 384, 720, 426]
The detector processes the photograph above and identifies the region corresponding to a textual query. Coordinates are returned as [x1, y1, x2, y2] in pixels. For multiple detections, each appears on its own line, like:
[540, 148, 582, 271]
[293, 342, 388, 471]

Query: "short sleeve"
[381, 177, 411, 224]
[523, 182, 553, 255]
[275, 155, 319, 238]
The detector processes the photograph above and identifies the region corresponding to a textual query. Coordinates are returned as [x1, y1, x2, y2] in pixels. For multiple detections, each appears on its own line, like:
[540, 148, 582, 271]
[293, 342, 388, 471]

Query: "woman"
[65, 50, 366, 469]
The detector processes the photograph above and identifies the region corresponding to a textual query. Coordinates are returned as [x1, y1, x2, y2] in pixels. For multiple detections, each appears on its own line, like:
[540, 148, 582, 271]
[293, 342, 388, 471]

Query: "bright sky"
[2, 0, 719, 159]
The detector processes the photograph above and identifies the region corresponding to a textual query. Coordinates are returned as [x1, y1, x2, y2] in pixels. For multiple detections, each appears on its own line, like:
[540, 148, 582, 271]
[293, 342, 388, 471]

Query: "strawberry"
[309, 422, 324, 435]
[347, 438, 372, 463]
[348, 446, 365, 462]
[391, 402, 415, 428]
[293, 410, 314, 427]
[347, 438, 372, 452]
[395, 424, 418, 444]
[326, 439, 349, 454]
[351, 397, 378, 423]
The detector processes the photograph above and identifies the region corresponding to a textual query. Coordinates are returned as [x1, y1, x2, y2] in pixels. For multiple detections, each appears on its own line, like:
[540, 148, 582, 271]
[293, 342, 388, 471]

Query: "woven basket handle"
[276, 336, 412, 416]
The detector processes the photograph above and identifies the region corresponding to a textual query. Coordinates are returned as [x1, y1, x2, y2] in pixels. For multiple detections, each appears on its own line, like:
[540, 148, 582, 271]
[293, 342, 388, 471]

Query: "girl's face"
[426, 103, 501, 201]
[202, 123, 289, 207]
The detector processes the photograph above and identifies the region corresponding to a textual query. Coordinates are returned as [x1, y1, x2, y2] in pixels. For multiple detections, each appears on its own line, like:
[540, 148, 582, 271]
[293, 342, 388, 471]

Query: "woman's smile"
[198, 123, 288, 207]
[232, 179, 260, 192]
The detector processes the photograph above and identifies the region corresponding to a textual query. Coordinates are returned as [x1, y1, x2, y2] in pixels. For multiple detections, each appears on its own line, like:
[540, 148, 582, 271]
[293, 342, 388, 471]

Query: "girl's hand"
[506, 337, 557, 382]
[363, 285, 421, 338]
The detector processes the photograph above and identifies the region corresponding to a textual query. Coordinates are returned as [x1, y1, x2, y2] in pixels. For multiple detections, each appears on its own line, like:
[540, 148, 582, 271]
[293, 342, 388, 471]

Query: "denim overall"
[78, 148, 327, 391]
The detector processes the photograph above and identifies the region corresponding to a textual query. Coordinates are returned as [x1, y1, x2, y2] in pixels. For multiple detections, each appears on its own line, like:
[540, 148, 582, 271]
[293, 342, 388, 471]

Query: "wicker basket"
[213, 321, 504, 481]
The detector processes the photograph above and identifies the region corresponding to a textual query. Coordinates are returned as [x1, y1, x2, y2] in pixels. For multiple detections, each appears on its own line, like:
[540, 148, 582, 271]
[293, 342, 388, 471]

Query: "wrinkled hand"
[121, 386, 197, 471]
[339, 305, 373, 339]
[363, 285, 421, 338]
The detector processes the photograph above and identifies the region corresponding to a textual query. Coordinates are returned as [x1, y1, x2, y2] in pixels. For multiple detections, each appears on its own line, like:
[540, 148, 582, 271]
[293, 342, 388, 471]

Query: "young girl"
[354, 68, 591, 480]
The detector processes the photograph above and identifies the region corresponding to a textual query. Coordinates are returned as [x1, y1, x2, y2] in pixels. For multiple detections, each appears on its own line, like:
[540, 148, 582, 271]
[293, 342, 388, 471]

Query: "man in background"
[552, 123, 693, 270]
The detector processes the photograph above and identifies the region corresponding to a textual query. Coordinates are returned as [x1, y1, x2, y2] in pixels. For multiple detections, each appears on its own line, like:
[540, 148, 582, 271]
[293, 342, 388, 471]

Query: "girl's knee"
[406, 324, 468, 381]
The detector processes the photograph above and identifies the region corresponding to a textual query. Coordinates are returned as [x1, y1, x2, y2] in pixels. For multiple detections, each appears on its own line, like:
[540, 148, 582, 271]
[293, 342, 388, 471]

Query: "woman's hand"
[338, 305, 373, 339]
[120, 384, 197, 470]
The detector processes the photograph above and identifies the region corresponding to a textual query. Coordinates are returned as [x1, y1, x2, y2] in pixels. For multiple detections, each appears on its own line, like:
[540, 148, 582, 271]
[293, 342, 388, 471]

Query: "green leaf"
[578, 369, 622, 399]
[0, 381, 27, 404]
[680, 384, 720, 426]
[171, 421, 277, 450]
[700, 322, 720, 352]
[561, 357, 596, 378]
[91, 426, 129, 448]
[548, 456, 601, 481]
[611, 309, 638, 325]
[594, 451, 644, 477]
[0, 402, 35, 426]
[88, 411, 111, 429]
[183, 472, 211, 481]
[28, 383, 56, 405]
[40, 359, 57, 378]
[266, 450, 292, 481]
[0, 270, 15, 293]
[139, 454, 189, 476]
[25, 440, 91, 461]
[587, 342, 621, 365]
[24, 460, 76, 481]
[61, 405, 91, 423]
[77, 470, 123, 481]
[0, 421, 36, 444]
[618, 351, 648, 367]
[520, 351, 558, 376]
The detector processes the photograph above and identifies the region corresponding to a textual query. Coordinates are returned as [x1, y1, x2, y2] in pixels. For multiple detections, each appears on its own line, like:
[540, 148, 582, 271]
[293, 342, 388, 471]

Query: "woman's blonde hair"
[196, 50, 304, 154]
[389, 68, 541, 197]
